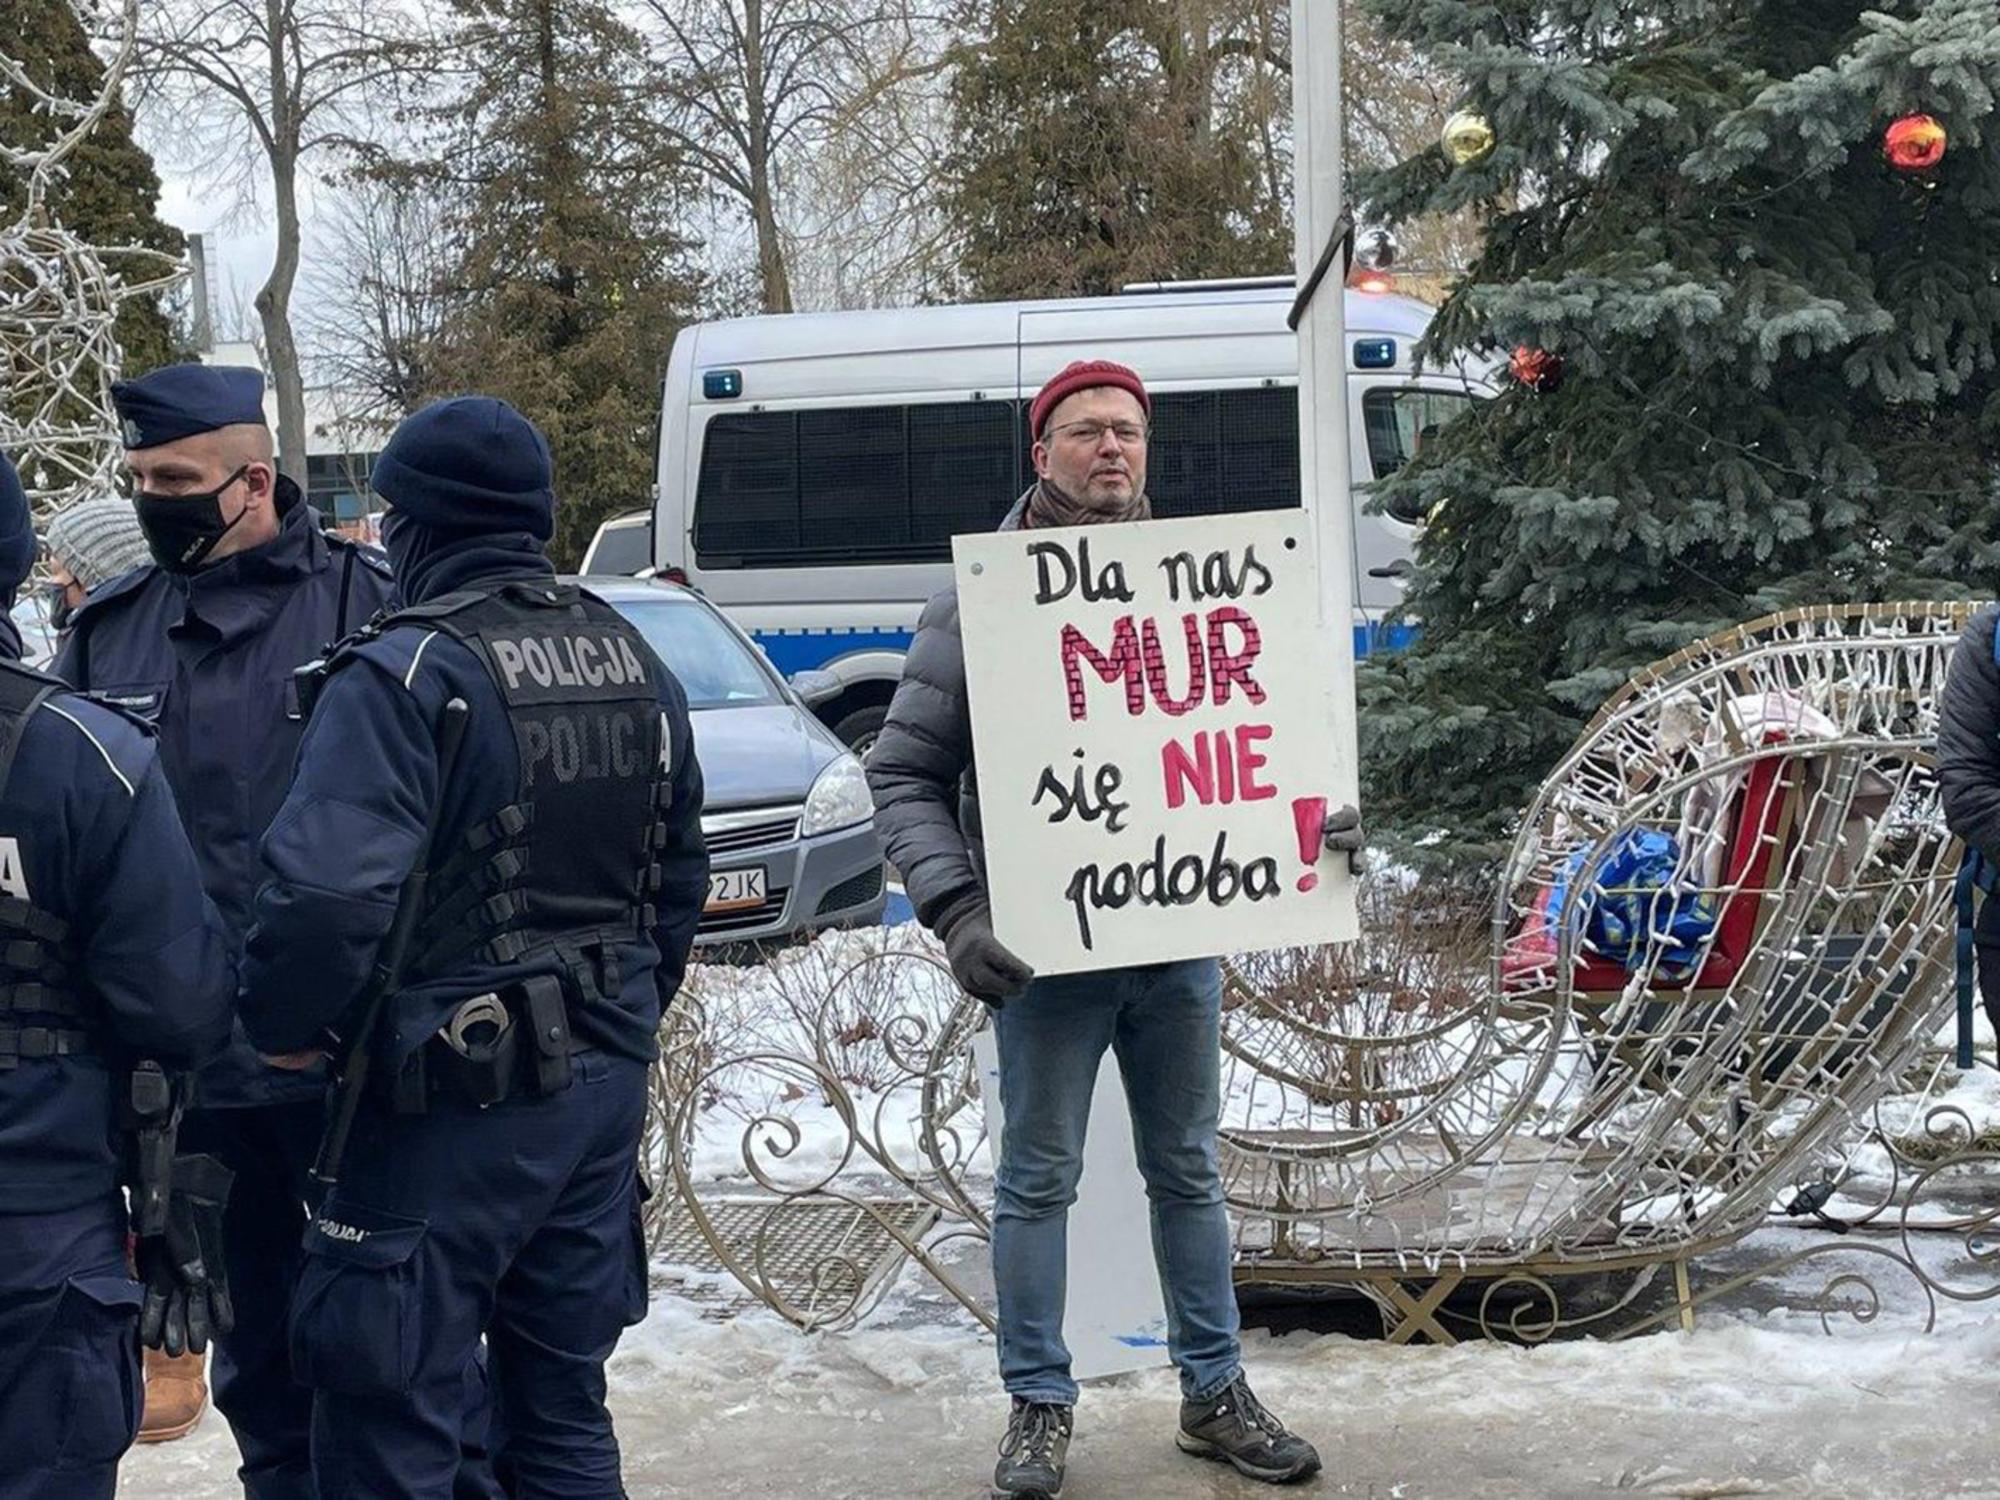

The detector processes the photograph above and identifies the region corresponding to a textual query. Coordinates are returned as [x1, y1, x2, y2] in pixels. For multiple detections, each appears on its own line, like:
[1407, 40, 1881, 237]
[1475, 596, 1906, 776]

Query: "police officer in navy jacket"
[0, 451, 236, 1499]
[53, 365, 394, 1496]
[241, 397, 707, 1499]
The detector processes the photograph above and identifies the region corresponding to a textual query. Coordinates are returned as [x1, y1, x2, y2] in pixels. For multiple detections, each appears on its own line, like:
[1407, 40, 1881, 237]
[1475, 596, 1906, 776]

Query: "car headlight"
[800, 752, 874, 838]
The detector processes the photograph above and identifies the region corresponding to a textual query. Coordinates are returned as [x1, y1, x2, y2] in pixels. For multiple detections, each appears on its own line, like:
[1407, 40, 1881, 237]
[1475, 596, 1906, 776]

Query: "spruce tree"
[418, 0, 703, 567]
[0, 0, 184, 375]
[1355, 0, 2000, 867]
[942, 0, 1289, 298]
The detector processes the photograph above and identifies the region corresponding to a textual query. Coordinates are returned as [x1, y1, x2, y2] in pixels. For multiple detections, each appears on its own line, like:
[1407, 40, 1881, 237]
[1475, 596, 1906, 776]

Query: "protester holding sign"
[870, 360, 1353, 1500]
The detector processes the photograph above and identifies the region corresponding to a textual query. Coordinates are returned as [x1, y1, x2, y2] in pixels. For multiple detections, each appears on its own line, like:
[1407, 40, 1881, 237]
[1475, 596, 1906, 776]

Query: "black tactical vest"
[0, 661, 89, 1068]
[343, 583, 672, 999]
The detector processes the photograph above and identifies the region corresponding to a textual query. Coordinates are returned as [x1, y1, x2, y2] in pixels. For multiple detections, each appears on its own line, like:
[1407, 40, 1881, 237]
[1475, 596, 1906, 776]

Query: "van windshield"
[1362, 387, 1475, 522]
[604, 596, 782, 710]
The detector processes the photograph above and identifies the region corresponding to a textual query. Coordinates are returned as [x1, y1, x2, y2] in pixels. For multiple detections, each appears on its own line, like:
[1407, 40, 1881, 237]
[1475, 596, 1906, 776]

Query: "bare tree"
[1341, 2, 1479, 279]
[1134, 0, 1477, 279]
[774, 15, 958, 308]
[301, 173, 455, 421]
[128, 0, 426, 477]
[1129, 0, 1479, 282]
[642, 1, 949, 314]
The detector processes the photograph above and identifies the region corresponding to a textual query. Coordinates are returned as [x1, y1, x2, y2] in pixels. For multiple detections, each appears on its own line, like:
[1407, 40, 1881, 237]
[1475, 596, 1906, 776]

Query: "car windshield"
[607, 595, 782, 710]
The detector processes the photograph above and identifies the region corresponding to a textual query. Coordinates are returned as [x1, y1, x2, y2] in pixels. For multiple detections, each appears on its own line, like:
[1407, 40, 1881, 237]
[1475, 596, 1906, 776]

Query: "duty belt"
[0, 1021, 93, 1069]
[388, 974, 578, 1113]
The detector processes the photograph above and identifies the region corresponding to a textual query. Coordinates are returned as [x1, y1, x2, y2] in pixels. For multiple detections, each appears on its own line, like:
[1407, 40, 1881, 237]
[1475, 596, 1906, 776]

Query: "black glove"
[138, 1153, 235, 1356]
[941, 905, 1035, 1008]
[1323, 803, 1366, 875]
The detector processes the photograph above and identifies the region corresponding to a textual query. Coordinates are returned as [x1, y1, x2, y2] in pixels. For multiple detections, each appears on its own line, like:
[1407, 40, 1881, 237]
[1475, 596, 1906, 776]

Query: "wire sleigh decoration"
[1, 0, 185, 523]
[650, 603, 2000, 1341]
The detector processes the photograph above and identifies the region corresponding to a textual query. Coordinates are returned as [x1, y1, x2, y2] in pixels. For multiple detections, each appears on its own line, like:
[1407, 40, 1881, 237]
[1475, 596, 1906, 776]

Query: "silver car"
[581, 577, 888, 945]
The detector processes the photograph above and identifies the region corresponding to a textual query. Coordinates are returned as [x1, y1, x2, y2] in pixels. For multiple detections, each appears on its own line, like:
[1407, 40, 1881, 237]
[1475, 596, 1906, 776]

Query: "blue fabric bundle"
[1548, 829, 1719, 980]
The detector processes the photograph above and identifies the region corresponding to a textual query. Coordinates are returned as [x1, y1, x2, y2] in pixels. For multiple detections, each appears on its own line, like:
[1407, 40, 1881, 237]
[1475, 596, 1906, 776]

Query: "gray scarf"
[1023, 477, 1151, 530]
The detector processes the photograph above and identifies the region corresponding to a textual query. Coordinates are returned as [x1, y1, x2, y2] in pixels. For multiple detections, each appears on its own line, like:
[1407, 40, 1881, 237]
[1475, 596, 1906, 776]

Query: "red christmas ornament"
[1510, 345, 1564, 394]
[1884, 114, 1947, 173]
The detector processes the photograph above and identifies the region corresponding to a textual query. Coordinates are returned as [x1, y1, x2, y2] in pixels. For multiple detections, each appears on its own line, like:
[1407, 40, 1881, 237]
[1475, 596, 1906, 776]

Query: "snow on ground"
[120, 1264, 2000, 1498]
[118, 933, 2000, 1497]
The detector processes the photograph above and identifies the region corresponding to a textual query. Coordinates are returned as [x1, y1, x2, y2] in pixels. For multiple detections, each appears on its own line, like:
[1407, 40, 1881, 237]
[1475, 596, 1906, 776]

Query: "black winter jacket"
[865, 491, 1033, 936]
[1939, 603, 2000, 865]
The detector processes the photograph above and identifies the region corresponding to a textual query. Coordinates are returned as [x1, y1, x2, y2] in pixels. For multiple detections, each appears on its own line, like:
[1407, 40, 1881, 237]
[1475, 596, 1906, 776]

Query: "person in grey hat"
[42, 496, 152, 637]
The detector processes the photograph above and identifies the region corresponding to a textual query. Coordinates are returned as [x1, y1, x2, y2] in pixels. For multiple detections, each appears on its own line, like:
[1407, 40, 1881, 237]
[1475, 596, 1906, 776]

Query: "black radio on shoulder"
[289, 657, 327, 724]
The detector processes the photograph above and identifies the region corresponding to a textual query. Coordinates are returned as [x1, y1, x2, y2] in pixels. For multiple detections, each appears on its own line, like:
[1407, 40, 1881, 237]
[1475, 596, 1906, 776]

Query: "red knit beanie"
[1029, 360, 1150, 440]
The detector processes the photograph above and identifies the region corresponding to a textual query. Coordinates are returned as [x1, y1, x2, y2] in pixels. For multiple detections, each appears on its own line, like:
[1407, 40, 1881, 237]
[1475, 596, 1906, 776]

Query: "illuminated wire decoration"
[1, 0, 184, 521]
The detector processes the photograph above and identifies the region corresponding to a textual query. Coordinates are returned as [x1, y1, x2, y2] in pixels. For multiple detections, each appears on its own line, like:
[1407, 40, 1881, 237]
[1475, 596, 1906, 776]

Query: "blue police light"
[1353, 339, 1397, 369]
[703, 369, 744, 400]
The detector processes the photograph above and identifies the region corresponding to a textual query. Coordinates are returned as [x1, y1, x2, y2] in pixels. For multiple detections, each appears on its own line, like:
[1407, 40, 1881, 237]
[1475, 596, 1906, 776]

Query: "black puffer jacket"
[866, 491, 1033, 936]
[1939, 603, 2000, 863]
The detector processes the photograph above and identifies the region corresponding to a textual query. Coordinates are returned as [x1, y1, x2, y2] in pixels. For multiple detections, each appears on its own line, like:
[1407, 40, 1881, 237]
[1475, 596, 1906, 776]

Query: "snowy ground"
[119, 929, 2000, 1498]
[119, 1251, 2000, 1499]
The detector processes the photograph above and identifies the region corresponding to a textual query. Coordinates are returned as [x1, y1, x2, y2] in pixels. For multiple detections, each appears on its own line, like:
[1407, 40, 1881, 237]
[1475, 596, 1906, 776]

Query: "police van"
[651, 280, 1490, 752]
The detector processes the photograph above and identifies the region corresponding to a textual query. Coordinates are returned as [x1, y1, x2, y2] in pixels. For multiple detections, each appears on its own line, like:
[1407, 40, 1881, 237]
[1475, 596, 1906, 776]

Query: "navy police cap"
[110, 364, 268, 450]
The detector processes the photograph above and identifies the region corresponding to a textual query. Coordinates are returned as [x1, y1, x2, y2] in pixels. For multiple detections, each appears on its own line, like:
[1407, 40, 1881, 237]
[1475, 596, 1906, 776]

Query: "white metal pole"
[1291, 0, 1362, 822]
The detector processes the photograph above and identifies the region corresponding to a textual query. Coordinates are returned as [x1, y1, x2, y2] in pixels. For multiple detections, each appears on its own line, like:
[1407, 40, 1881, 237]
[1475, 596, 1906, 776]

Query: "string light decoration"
[0, 0, 185, 524]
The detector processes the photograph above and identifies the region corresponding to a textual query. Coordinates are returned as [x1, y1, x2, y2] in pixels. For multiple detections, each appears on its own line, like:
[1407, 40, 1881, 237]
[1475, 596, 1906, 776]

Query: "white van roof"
[686, 285, 1438, 370]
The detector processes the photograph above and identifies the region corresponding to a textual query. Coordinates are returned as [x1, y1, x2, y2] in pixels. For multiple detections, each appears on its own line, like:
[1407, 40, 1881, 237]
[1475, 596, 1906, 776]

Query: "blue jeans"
[991, 958, 1241, 1406]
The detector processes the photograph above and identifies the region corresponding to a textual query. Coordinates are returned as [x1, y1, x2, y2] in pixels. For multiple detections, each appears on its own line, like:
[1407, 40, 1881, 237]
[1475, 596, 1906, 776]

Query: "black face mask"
[134, 465, 250, 574]
[45, 581, 72, 632]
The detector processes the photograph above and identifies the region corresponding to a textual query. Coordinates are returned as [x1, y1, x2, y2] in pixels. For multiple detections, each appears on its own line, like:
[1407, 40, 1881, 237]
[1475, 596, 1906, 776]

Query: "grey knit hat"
[44, 495, 152, 591]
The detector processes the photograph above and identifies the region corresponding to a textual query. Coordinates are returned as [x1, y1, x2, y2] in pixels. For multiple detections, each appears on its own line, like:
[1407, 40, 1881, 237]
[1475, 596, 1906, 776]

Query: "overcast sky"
[153, 164, 327, 345]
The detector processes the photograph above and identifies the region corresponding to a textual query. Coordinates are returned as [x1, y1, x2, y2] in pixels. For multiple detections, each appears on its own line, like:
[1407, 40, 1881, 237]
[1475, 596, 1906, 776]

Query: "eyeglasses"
[1049, 420, 1149, 447]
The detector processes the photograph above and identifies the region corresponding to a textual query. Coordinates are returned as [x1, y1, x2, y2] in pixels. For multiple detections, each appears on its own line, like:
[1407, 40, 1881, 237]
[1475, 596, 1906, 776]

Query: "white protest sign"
[954, 510, 1359, 975]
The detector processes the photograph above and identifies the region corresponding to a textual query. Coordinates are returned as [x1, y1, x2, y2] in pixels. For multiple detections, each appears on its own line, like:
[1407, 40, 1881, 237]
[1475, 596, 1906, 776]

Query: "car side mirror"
[789, 669, 842, 708]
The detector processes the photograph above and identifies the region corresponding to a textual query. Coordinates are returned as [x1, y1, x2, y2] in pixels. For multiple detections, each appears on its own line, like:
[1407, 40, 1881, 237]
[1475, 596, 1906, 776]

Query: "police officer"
[0, 452, 237, 1499]
[52, 365, 395, 1495]
[240, 396, 707, 1499]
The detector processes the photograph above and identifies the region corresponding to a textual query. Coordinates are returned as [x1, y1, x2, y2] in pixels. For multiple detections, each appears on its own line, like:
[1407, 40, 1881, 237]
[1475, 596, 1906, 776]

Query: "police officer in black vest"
[241, 397, 707, 1499]
[0, 451, 237, 1498]
[53, 364, 396, 1483]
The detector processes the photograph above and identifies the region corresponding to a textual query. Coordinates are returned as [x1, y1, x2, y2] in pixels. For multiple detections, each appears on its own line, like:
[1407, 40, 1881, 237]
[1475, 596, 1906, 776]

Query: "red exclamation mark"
[1292, 796, 1327, 893]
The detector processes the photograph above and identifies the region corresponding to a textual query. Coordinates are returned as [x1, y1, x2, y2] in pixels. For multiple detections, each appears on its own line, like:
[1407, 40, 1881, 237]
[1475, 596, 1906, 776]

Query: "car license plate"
[705, 868, 767, 913]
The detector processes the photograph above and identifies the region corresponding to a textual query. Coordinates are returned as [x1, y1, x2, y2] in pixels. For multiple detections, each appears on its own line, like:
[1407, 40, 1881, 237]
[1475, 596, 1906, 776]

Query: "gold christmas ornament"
[1441, 110, 1497, 168]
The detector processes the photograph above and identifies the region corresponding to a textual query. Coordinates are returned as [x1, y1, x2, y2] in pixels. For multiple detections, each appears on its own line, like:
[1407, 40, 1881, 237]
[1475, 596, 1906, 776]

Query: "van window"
[693, 385, 1308, 567]
[1362, 387, 1474, 522]
[1145, 386, 1301, 519]
[694, 402, 1021, 567]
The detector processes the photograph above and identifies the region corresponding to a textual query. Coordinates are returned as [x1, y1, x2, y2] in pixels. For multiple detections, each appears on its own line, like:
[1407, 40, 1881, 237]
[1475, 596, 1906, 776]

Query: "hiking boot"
[1177, 1373, 1320, 1484]
[992, 1397, 1072, 1499]
[137, 1346, 208, 1443]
